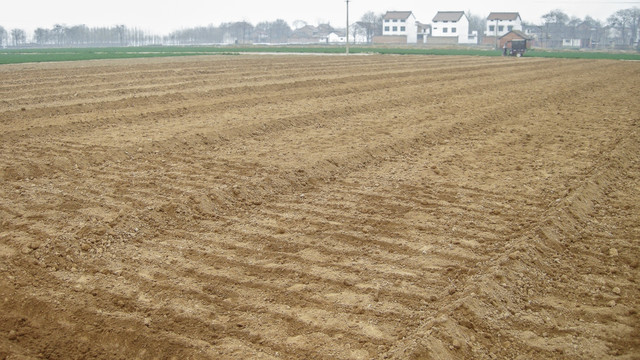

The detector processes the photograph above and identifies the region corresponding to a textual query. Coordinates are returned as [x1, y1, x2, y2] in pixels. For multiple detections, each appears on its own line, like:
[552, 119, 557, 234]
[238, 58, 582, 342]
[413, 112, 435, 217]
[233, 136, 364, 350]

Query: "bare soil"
[0, 55, 639, 359]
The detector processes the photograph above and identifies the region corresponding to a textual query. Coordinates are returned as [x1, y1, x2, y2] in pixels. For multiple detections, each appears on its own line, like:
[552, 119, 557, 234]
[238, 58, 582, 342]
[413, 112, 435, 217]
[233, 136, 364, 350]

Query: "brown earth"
[0, 54, 638, 359]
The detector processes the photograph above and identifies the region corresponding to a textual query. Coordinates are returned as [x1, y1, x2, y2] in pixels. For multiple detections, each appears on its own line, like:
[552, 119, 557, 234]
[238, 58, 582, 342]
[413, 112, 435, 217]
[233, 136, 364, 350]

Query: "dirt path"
[0, 55, 638, 359]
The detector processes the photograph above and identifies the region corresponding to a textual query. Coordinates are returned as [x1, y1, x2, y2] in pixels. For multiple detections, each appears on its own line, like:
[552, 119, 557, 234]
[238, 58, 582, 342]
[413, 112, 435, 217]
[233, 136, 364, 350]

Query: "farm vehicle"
[503, 39, 527, 57]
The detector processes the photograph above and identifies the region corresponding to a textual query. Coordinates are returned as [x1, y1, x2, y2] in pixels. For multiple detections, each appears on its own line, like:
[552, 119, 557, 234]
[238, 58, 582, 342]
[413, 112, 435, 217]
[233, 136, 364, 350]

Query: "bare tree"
[271, 19, 292, 43]
[608, 9, 633, 45]
[542, 9, 569, 48]
[68, 25, 89, 45]
[254, 19, 291, 43]
[0, 26, 7, 48]
[11, 28, 26, 47]
[225, 21, 254, 44]
[612, 7, 640, 46]
[254, 21, 270, 43]
[357, 11, 382, 43]
[542, 9, 569, 25]
[580, 16, 605, 48]
[34, 28, 52, 45]
[351, 22, 366, 43]
[630, 8, 640, 46]
[582, 16, 601, 28]
[466, 11, 486, 42]
[52, 24, 66, 45]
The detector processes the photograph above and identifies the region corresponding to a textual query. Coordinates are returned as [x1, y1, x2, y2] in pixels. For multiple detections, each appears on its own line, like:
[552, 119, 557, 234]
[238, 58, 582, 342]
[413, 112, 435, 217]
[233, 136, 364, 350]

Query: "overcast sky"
[2, 0, 638, 34]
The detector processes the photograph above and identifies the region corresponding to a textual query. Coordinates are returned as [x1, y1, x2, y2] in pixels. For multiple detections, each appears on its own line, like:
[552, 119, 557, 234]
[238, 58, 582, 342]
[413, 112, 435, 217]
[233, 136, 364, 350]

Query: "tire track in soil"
[1, 55, 638, 359]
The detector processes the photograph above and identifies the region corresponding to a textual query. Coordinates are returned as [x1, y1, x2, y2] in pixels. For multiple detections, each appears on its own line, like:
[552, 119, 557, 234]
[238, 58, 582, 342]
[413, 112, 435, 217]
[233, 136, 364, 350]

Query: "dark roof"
[316, 24, 335, 33]
[384, 11, 414, 20]
[488, 12, 521, 21]
[499, 30, 533, 40]
[290, 24, 336, 39]
[433, 11, 465, 22]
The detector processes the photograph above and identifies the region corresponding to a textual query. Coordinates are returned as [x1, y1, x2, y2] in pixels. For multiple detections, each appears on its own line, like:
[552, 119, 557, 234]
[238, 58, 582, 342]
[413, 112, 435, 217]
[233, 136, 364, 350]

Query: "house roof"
[329, 31, 346, 37]
[487, 12, 521, 21]
[499, 30, 533, 40]
[291, 25, 316, 37]
[433, 11, 465, 22]
[317, 24, 334, 32]
[290, 24, 336, 39]
[384, 11, 414, 20]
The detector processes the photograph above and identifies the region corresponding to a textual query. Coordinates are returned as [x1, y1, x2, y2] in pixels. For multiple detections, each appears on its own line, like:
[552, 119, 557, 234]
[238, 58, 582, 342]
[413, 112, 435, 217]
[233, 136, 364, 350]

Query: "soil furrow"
[1, 55, 637, 360]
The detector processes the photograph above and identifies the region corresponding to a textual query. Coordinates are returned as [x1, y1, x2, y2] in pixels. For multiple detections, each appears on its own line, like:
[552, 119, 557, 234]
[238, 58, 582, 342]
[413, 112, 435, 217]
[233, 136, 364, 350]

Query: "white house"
[416, 22, 431, 43]
[382, 11, 418, 43]
[485, 12, 522, 37]
[326, 32, 347, 43]
[431, 11, 475, 44]
[325, 31, 366, 44]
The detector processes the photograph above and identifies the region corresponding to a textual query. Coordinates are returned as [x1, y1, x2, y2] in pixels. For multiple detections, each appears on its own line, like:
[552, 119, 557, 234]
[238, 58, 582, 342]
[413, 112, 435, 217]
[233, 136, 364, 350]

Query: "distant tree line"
[0, 21, 294, 47]
[0, 7, 638, 49]
[30, 24, 161, 46]
[0, 24, 161, 47]
[166, 19, 292, 45]
[536, 8, 640, 48]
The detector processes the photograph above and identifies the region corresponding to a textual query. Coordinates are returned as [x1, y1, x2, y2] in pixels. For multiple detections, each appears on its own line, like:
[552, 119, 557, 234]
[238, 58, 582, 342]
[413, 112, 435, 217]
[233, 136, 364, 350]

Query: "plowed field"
[1, 55, 639, 359]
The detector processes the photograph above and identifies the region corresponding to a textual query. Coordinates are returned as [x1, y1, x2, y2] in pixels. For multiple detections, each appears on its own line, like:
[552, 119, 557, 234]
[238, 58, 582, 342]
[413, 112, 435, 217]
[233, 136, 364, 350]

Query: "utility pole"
[346, 0, 350, 54]
[495, 19, 499, 50]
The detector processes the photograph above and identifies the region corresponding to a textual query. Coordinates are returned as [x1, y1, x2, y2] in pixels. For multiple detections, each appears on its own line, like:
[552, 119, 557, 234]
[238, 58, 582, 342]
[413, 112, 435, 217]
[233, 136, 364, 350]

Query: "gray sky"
[2, 0, 638, 35]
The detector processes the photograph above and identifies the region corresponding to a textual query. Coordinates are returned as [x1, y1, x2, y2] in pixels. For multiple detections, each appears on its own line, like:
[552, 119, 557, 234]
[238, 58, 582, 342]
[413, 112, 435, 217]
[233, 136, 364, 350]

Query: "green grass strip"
[1, 45, 639, 64]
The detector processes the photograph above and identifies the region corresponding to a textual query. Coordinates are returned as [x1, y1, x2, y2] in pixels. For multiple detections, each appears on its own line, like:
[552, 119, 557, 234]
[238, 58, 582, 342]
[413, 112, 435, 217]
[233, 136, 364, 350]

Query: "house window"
[498, 25, 504, 32]
[400, 26, 406, 32]
[393, 19, 398, 22]
[384, 26, 390, 32]
[508, 25, 513, 31]
[400, 19, 406, 23]
[385, 19, 390, 23]
[443, 28, 448, 33]
[489, 25, 495, 32]
[392, 26, 398, 32]
[452, 27, 456, 33]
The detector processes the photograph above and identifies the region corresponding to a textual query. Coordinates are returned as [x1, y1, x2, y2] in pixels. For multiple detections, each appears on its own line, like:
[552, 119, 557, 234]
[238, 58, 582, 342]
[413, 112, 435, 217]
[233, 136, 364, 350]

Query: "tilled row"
[1, 55, 638, 359]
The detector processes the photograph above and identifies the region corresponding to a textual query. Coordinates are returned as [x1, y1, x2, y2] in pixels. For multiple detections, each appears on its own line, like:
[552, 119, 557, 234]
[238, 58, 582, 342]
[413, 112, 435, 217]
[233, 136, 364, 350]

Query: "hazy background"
[1, 0, 637, 34]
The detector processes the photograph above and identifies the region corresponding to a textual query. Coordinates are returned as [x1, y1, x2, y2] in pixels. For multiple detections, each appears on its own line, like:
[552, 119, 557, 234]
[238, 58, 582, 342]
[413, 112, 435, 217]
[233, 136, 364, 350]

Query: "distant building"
[483, 12, 523, 47]
[523, 25, 543, 42]
[417, 22, 431, 43]
[499, 30, 533, 49]
[378, 11, 420, 44]
[485, 12, 522, 37]
[326, 32, 347, 43]
[289, 24, 336, 44]
[430, 11, 476, 44]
